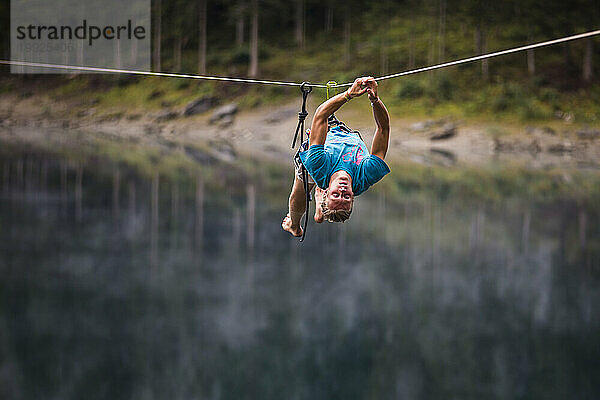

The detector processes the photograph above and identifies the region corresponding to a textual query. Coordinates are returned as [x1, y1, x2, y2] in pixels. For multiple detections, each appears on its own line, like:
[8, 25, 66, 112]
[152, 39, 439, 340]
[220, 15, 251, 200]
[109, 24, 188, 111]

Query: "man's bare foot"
[314, 204, 324, 223]
[314, 187, 325, 223]
[282, 214, 303, 237]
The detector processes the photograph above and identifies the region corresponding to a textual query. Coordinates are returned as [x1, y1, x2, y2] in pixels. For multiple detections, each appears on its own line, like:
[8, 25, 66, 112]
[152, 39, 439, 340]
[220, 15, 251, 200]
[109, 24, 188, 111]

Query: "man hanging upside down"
[282, 76, 391, 236]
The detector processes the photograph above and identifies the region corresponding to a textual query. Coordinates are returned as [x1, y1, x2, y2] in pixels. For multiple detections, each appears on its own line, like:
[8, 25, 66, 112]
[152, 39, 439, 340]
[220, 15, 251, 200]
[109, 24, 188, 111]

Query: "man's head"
[320, 175, 354, 222]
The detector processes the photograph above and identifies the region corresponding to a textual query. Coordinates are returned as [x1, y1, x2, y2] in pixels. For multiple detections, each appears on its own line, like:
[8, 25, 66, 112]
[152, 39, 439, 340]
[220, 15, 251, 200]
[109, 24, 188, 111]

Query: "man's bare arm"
[369, 99, 390, 160]
[309, 78, 369, 147]
[363, 77, 390, 160]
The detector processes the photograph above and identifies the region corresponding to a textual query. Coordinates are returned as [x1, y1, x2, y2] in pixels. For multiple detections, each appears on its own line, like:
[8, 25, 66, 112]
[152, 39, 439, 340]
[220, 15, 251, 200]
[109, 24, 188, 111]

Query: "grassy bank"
[2, 66, 598, 128]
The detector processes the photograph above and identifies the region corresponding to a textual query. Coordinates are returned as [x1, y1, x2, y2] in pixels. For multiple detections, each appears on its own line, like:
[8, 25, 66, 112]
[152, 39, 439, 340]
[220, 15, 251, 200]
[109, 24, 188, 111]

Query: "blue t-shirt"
[298, 126, 390, 195]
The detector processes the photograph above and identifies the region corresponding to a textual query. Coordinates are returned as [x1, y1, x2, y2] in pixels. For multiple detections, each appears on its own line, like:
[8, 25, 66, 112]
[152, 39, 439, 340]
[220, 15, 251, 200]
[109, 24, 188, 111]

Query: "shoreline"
[1, 89, 599, 173]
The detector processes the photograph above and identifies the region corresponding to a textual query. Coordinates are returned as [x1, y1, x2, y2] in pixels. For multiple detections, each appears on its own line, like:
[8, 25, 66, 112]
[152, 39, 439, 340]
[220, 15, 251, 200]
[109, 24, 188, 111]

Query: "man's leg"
[282, 176, 314, 236]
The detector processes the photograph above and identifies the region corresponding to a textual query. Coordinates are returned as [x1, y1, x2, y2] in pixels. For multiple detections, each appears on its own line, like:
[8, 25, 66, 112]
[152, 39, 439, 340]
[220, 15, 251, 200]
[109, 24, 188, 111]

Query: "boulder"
[429, 148, 456, 166]
[209, 139, 237, 162]
[184, 145, 217, 165]
[430, 124, 457, 140]
[154, 110, 179, 122]
[210, 103, 238, 124]
[183, 96, 218, 116]
[76, 108, 96, 118]
[547, 142, 574, 154]
[410, 120, 437, 132]
[577, 129, 600, 140]
[218, 115, 235, 127]
[527, 126, 556, 136]
[554, 111, 574, 122]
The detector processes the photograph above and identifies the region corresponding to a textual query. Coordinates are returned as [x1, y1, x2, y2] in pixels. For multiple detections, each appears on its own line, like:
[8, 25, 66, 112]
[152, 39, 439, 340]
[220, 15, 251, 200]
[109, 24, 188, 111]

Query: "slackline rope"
[1, 29, 598, 88]
[0, 60, 328, 88]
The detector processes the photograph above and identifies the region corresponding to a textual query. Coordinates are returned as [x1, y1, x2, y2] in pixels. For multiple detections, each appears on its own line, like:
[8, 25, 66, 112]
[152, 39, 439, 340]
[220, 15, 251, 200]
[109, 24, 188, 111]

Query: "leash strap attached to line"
[292, 82, 312, 149]
[291, 82, 312, 242]
[326, 80, 341, 125]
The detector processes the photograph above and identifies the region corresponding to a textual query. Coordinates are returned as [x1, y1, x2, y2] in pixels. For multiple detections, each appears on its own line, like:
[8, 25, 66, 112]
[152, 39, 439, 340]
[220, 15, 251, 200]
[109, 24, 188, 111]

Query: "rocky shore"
[1, 91, 599, 171]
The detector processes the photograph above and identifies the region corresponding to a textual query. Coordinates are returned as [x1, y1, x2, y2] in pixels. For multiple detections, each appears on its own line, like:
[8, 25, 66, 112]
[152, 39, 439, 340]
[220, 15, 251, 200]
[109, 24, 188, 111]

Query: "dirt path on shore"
[1, 92, 599, 171]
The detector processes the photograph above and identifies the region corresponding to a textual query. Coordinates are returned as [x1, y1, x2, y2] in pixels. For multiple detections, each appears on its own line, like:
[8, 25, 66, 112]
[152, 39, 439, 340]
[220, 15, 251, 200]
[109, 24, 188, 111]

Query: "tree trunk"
[295, 0, 304, 49]
[236, 14, 245, 47]
[427, 0, 435, 66]
[150, 172, 159, 269]
[428, 23, 435, 66]
[481, 34, 489, 80]
[246, 184, 256, 252]
[527, 49, 535, 75]
[408, 27, 415, 68]
[344, 5, 351, 68]
[438, 0, 446, 63]
[174, 35, 182, 72]
[583, 38, 593, 82]
[380, 35, 388, 76]
[475, 24, 488, 80]
[130, 34, 138, 66]
[379, 0, 390, 75]
[325, 2, 333, 33]
[198, 0, 207, 74]
[115, 39, 122, 69]
[578, 209, 587, 250]
[75, 165, 82, 222]
[128, 180, 136, 218]
[112, 168, 120, 219]
[2, 160, 8, 196]
[153, 0, 161, 71]
[171, 182, 179, 220]
[195, 176, 204, 259]
[248, 0, 259, 78]
[563, 42, 573, 69]
[527, 33, 535, 75]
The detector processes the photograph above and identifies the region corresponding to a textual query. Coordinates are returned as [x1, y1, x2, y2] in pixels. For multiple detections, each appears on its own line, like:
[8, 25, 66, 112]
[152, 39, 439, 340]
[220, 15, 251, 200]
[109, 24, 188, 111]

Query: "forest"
[0, 0, 598, 120]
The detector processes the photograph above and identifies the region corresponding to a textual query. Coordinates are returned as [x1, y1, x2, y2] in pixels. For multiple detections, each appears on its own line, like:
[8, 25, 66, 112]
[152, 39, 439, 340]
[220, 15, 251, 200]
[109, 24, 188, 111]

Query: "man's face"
[326, 176, 354, 211]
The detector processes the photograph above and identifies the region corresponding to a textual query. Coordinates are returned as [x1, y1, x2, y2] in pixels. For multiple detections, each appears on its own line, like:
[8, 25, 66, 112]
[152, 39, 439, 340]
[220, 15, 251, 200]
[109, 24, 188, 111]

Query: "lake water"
[0, 144, 598, 400]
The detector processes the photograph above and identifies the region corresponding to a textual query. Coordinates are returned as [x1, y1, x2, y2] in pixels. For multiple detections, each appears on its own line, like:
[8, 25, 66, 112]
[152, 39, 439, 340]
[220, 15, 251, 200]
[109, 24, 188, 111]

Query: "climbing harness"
[291, 82, 312, 242]
[327, 117, 364, 142]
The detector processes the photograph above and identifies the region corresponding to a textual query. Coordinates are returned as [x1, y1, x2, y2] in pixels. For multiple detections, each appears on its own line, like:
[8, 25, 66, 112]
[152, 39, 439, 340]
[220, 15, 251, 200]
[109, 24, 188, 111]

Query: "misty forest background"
[0, 0, 599, 122]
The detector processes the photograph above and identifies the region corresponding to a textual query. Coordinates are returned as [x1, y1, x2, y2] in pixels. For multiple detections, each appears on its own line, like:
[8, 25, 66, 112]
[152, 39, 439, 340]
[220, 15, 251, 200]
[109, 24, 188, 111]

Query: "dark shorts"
[293, 139, 315, 185]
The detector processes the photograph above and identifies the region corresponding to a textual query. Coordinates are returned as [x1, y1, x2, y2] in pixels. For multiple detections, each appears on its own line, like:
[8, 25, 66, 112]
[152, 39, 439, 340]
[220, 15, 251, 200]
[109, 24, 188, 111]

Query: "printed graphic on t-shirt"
[342, 145, 365, 165]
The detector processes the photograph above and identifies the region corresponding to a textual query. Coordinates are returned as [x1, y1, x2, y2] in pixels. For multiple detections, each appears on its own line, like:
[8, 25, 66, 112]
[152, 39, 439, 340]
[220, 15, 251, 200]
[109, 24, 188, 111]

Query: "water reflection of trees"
[0, 151, 598, 400]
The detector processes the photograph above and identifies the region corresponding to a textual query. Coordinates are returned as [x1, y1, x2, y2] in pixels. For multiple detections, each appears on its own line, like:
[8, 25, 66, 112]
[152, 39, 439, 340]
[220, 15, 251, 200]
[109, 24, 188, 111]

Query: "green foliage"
[432, 74, 454, 101]
[231, 49, 250, 65]
[4, 1, 598, 123]
[396, 79, 425, 99]
[492, 83, 522, 112]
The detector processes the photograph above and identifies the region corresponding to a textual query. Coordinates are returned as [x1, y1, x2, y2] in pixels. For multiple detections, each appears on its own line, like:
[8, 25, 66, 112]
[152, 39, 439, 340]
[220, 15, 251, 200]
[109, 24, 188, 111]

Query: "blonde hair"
[320, 188, 353, 223]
